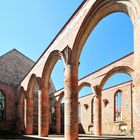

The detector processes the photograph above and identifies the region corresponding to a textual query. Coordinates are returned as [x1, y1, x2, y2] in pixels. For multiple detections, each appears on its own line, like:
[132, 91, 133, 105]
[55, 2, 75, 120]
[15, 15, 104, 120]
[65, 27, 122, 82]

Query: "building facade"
[78, 81, 133, 135]
[0, 49, 55, 131]
[1, 0, 140, 140]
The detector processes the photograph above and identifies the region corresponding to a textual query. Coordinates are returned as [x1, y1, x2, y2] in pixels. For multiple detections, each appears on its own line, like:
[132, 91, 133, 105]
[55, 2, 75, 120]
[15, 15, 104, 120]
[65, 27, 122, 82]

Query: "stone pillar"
[39, 86, 49, 137]
[16, 101, 24, 132]
[64, 63, 78, 140]
[93, 85, 102, 136]
[133, 18, 140, 140]
[56, 103, 61, 134]
[24, 98, 27, 129]
[38, 90, 41, 135]
[25, 98, 33, 134]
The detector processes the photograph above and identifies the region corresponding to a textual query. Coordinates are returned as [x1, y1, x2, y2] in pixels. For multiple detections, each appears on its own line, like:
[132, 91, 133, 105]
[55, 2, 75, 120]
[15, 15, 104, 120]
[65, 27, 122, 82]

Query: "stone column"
[16, 101, 24, 132]
[93, 85, 102, 136]
[25, 98, 33, 134]
[55, 103, 61, 134]
[38, 90, 41, 136]
[133, 18, 140, 140]
[39, 86, 49, 137]
[24, 98, 27, 130]
[64, 63, 78, 140]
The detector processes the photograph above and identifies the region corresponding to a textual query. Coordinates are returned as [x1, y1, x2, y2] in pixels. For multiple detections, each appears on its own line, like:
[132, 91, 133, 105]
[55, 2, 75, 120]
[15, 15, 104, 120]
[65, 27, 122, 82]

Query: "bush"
[120, 128, 126, 135]
[129, 128, 134, 136]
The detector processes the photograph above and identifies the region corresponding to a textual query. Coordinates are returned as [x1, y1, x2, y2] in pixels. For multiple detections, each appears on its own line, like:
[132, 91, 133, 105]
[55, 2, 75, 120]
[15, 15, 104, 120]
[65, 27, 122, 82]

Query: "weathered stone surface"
[0, 49, 34, 88]
[9, 0, 140, 139]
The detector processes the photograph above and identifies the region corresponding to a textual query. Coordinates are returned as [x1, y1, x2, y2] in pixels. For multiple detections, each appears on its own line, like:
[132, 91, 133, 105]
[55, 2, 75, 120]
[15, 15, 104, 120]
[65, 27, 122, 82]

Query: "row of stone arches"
[17, 64, 134, 136]
[18, 0, 140, 139]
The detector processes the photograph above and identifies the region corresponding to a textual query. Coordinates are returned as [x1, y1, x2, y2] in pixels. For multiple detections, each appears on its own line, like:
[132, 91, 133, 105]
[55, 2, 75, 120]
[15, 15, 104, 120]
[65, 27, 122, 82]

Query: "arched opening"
[49, 60, 64, 134]
[56, 92, 64, 134]
[25, 74, 40, 135]
[0, 91, 5, 121]
[114, 90, 122, 122]
[61, 95, 65, 134]
[76, 10, 133, 136]
[103, 73, 132, 89]
[49, 104, 56, 133]
[33, 81, 39, 134]
[51, 60, 64, 90]
[78, 12, 133, 79]
[78, 85, 94, 134]
[102, 72, 133, 135]
[42, 50, 65, 136]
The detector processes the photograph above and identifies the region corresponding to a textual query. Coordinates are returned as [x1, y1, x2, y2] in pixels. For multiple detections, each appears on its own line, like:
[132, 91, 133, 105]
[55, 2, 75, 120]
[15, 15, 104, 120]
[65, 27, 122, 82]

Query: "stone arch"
[19, 87, 25, 103]
[25, 74, 40, 135]
[27, 74, 39, 99]
[42, 47, 70, 85]
[71, 0, 138, 64]
[78, 82, 94, 133]
[40, 47, 70, 136]
[78, 82, 92, 93]
[99, 66, 134, 90]
[55, 92, 64, 134]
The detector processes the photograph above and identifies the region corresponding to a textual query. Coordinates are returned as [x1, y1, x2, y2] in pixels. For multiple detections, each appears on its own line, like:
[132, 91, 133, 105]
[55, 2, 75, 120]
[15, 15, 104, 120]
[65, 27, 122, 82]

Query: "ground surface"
[0, 133, 134, 140]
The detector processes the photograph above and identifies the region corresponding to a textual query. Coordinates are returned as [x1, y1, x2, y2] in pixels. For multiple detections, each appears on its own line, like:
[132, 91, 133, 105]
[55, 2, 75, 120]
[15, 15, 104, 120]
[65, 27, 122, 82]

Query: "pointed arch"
[26, 74, 40, 98]
[114, 90, 123, 121]
[99, 66, 134, 90]
[42, 47, 71, 86]
[25, 74, 40, 135]
[78, 82, 91, 93]
[71, 0, 138, 64]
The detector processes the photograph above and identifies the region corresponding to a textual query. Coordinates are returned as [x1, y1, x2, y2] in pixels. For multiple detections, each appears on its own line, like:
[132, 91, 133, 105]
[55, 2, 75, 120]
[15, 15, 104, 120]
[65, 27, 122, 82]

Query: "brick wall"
[78, 81, 133, 135]
[0, 82, 16, 131]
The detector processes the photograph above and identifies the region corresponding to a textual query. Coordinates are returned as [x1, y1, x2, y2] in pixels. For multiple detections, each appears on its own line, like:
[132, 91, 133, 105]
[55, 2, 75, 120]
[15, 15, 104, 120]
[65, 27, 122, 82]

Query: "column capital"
[37, 77, 50, 92]
[93, 85, 101, 98]
[65, 62, 79, 67]
[37, 77, 46, 90]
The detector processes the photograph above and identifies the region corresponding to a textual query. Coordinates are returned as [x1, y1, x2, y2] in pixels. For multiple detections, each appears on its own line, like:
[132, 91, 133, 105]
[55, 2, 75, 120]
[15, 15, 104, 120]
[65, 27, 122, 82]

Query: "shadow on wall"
[79, 123, 85, 134]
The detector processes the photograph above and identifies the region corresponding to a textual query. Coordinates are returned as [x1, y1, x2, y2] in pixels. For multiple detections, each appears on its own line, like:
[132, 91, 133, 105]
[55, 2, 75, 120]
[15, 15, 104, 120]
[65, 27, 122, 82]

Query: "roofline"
[0, 48, 35, 63]
[13, 49, 35, 63]
[19, 1, 86, 85]
[79, 52, 134, 81]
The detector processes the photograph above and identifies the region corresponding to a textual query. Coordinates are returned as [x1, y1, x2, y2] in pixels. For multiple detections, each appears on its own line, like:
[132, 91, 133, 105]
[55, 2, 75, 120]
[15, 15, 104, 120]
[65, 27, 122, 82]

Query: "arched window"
[114, 91, 122, 121]
[0, 91, 5, 120]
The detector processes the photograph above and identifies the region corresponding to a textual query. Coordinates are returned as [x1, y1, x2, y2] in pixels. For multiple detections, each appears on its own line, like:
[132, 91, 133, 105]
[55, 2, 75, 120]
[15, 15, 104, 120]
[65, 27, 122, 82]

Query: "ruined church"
[1, 0, 140, 140]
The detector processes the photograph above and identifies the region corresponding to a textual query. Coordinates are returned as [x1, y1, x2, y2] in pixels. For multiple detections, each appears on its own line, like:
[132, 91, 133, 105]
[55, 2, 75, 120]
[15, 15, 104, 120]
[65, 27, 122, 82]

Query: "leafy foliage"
[0, 92, 5, 120]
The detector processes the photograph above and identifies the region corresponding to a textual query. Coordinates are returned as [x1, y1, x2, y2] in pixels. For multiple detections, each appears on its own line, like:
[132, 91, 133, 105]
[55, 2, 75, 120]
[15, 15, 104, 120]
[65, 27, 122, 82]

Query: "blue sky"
[0, 1, 133, 96]
[0, 0, 82, 59]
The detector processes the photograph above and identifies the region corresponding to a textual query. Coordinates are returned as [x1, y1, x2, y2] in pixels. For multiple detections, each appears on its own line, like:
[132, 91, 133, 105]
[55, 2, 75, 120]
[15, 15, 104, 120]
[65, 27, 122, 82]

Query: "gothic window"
[0, 91, 5, 121]
[115, 90, 122, 121]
